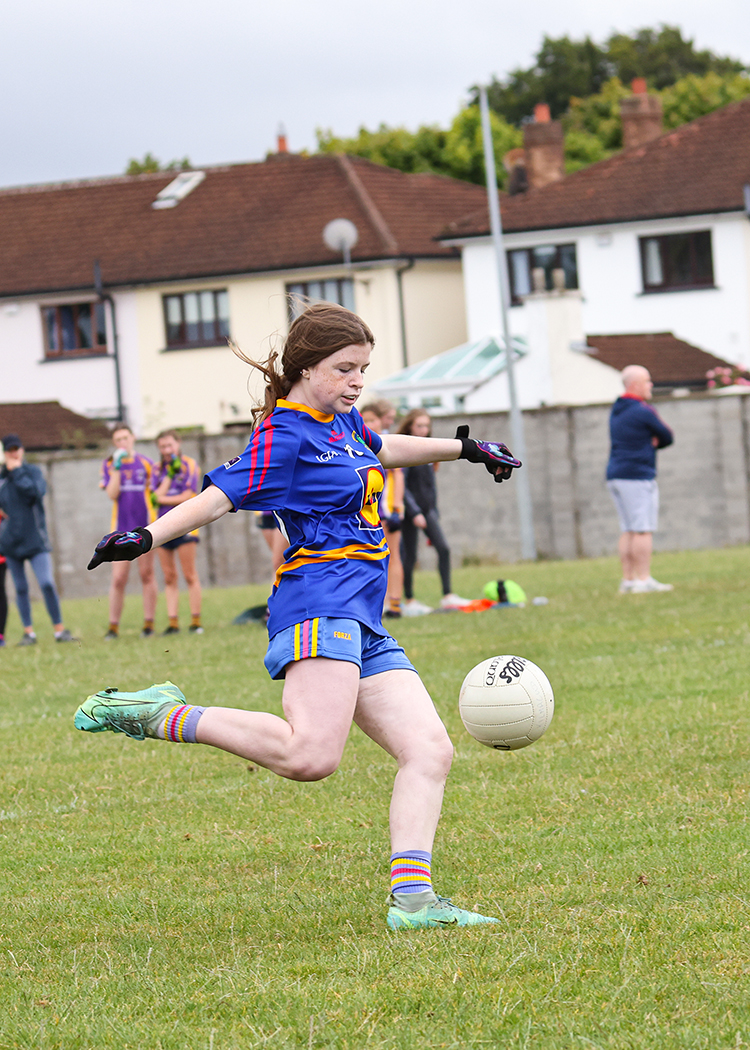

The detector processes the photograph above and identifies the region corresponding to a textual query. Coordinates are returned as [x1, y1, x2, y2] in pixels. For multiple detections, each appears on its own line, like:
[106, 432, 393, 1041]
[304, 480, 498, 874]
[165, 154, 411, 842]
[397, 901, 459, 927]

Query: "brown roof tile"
[0, 402, 111, 450]
[443, 97, 750, 237]
[584, 332, 743, 387]
[0, 155, 487, 297]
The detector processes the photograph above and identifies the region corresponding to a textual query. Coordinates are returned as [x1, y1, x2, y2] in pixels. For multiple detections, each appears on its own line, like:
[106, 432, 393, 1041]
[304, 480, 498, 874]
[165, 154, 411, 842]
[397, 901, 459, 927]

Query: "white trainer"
[402, 599, 434, 617]
[631, 577, 674, 593]
[440, 593, 471, 610]
[618, 579, 636, 594]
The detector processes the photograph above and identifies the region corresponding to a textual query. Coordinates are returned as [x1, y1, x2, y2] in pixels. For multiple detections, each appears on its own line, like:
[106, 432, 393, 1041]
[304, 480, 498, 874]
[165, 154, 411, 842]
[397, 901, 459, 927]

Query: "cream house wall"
[401, 260, 467, 366]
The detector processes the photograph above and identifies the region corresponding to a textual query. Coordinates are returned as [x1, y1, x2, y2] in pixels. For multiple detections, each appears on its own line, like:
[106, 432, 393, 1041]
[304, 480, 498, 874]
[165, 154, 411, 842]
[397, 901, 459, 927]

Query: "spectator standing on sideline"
[607, 365, 674, 594]
[152, 430, 203, 635]
[361, 403, 404, 618]
[395, 409, 469, 614]
[101, 424, 158, 638]
[0, 434, 76, 645]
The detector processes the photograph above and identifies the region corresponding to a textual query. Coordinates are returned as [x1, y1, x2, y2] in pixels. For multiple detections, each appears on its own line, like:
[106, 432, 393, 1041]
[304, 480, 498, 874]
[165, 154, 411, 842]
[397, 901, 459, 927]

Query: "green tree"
[606, 25, 745, 91]
[481, 26, 747, 126]
[660, 71, 750, 128]
[562, 77, 631, 154]
[316, 108, 521, 187]
[125, 153, 192, 175]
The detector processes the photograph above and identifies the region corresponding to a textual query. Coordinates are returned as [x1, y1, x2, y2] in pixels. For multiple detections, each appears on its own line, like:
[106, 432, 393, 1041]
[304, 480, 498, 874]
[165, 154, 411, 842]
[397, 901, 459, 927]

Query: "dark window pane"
[216, 290, 230, 337]
[45, 308, 59, 352]
[95, 302, 107, 346]
[59, 305, 76, 350]
[558, 244, 578, 289]
[665, 233, 692, 286]
[76, 303, 93, 348]
[509, 250, 531, 298]
[694, 231, 713, 283]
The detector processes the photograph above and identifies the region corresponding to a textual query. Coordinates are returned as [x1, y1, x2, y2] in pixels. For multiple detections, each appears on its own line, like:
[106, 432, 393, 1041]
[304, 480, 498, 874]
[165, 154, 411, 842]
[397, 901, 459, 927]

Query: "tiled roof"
[584, 332, 742, 387]
[0, 402, 111, 450]
[443, 97, 750, 237]
[0, 155, 487, 297]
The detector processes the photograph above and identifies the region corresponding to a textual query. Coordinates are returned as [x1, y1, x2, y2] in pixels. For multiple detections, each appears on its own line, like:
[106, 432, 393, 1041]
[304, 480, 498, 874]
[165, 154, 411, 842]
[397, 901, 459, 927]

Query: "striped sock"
[143, 619, 155, 632]
[157, 704, 206, 743]
[190, 614, 201, 628]
[390, 850, 432, 895]
[168, 616, 179, 630]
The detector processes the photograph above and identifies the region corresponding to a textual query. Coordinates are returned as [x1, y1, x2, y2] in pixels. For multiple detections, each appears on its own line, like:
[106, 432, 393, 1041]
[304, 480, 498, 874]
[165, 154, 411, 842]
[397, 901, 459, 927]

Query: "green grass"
[2, 548, 750, 1048]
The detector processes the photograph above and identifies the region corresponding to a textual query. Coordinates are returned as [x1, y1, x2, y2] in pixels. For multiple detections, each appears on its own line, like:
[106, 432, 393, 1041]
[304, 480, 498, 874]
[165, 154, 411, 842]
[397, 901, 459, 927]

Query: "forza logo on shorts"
[333, 631, 352, 640]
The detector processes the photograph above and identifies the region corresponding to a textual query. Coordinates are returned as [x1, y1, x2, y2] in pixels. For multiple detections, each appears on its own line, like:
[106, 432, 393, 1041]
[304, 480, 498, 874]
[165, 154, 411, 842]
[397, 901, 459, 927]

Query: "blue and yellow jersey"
[204, 399, 387, 638]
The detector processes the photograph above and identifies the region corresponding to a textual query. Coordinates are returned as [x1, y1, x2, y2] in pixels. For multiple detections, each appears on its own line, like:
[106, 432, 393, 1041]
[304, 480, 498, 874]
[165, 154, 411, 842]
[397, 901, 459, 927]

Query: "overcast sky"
[2, 0, 748, 189]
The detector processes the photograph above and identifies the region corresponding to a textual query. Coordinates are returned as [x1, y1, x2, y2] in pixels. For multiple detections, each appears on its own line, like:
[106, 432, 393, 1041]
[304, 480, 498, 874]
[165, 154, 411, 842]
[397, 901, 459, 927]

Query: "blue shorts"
[264, 617, 416, 680]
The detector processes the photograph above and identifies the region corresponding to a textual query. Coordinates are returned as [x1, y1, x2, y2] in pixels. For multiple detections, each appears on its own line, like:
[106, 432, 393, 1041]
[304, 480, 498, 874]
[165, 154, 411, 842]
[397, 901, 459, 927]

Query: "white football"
[459, 655, 554, 751]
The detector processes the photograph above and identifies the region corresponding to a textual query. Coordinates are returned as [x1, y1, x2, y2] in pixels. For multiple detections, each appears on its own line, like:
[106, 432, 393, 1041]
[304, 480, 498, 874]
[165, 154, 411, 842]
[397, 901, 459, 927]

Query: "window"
[163, 290, 230, 348]
[506, 244, 578, 303]
[640, 231, 714, 292]
[42, 301, 107, 358]
[286, 278, 355, 321]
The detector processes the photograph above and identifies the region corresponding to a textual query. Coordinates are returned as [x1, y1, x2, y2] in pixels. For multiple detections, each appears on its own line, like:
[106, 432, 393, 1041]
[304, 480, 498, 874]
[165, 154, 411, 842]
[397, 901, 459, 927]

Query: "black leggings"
[400, 509, 452, 599]
[0, 561, 7, 638]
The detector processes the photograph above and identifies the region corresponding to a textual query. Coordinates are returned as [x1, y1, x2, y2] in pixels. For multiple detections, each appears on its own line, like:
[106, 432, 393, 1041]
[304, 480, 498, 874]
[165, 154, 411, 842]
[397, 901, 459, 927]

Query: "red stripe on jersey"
[245, 419, 273, 498]
[361, 424, 376, 449]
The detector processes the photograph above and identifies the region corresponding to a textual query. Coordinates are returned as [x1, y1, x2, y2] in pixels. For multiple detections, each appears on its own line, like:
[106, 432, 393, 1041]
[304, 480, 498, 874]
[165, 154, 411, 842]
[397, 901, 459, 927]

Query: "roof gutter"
[94, 260, 125, 425]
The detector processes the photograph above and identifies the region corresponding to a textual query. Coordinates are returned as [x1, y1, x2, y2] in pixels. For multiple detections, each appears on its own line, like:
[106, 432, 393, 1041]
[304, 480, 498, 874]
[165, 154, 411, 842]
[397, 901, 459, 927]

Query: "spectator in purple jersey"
[100, 424, 158, 638]
[152, 430, 203, 635]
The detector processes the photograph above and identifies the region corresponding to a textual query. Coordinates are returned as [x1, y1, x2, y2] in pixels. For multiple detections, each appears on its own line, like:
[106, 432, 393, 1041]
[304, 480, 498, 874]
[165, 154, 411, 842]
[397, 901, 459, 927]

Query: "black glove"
[455, 425, 522, 483]
[88, 527, 153, 569]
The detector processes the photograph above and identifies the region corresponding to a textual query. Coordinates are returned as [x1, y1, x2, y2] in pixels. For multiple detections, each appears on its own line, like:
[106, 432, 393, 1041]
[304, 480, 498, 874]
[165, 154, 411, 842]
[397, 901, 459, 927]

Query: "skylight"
[152, 171, 206, 210]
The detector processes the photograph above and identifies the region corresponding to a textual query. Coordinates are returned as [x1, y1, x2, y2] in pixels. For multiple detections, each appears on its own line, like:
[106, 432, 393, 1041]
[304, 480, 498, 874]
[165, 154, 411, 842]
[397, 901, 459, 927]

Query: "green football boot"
[387, 893, 500, 931]
[74, 681, 186, 740]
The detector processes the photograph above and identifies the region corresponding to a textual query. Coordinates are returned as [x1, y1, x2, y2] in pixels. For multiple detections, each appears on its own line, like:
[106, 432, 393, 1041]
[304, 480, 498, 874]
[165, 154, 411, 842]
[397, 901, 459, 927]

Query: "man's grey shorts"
[607, 478, 659, 533]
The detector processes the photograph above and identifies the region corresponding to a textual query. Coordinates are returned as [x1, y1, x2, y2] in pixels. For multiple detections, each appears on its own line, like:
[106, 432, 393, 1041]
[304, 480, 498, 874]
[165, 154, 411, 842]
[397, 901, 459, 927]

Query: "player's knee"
[286, 754, 341, 782]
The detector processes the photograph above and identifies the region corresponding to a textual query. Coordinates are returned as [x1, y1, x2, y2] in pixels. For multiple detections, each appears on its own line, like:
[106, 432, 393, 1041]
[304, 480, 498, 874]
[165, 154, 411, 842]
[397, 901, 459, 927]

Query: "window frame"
[639, 230, 715, 293]
[162, 289, 230, 350]
[286, 278, 355, 322]
[506, 243, 579, 305]
[41, 300, 108, 360]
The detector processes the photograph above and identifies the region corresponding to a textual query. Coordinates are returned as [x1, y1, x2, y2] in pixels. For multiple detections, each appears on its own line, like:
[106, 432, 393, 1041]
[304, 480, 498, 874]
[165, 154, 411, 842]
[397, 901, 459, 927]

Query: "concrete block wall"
[8, 393, 750, 606]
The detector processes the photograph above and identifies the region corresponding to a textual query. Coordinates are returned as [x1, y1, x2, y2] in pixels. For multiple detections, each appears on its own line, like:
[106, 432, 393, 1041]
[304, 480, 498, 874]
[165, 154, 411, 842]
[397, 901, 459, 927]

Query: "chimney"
[523, 103, 564, 190]
[276, 122, 288, 154]
[620, 79, 663, 148]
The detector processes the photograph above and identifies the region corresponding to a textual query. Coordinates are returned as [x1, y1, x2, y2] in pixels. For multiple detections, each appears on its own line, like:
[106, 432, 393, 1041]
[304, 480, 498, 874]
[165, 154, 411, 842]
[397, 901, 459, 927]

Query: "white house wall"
[461, 211, 750, 369]
[0, 296, 121, 419]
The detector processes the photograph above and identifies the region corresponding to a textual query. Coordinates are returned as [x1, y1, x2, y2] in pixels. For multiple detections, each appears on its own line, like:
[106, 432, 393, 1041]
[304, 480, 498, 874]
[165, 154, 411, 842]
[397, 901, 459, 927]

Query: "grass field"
[2, 547, 750, 1049]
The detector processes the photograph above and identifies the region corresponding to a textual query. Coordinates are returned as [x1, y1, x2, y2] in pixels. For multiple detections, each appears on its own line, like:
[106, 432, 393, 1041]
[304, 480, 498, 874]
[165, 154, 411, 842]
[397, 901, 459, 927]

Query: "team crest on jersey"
[355, 464, 384, 530]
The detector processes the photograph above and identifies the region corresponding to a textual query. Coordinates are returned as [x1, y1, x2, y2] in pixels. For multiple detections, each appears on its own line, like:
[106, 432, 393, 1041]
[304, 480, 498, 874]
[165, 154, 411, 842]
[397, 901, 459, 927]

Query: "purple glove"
[455, 425, 522, 483]
[88, 527, 153, 569]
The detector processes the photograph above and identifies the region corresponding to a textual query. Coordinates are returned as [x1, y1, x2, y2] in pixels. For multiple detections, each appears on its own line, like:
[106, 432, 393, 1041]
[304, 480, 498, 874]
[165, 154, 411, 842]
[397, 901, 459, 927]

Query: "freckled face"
[295, 343, 372, 415]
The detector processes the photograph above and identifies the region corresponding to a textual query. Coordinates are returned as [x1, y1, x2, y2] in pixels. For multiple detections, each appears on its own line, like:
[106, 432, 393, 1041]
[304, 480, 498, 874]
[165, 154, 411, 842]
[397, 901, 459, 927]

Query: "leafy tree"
[480, 25, 747, 126]
[606, 25, 745, 91]
[660, 71, 750, 128]
[562, 77, 631, 154]
[316, 108, 521, 187]
[125, 153, 192, 175]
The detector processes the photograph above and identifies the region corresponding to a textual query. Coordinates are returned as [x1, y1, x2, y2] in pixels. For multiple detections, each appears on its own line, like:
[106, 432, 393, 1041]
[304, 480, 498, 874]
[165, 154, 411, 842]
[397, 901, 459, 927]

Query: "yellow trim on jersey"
[311, 616, 319, 654]
[275, 539, 389, 586]
[276, 399, 334, 423]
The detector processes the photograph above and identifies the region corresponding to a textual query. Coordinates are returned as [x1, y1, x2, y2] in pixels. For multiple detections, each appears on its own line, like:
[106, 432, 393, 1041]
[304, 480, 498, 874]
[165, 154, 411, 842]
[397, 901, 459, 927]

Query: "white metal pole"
[478, 86, 537, 560]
